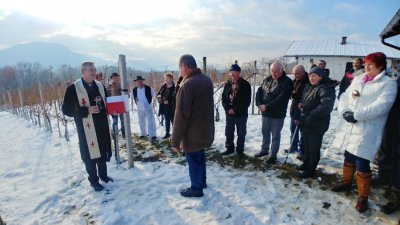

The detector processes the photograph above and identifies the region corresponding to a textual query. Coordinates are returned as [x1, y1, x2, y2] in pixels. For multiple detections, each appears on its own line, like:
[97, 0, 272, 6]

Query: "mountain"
[0, 42, 177, 71]
[0, 42, 111, 67]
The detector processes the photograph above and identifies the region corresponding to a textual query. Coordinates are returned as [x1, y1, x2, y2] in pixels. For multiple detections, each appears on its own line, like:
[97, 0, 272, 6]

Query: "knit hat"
[309, 67, 326, 77]
[110, 72, 119, 78]
[229, 64, 241, 72]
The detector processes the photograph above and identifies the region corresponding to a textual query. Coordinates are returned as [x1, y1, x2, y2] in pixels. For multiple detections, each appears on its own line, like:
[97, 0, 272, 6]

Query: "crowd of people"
[62, 52, 400, 215]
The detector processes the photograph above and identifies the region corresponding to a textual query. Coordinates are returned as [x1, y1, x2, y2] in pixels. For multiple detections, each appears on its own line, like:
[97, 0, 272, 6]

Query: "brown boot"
[331, 161, 356, 192]
[355, 171, 372, 213]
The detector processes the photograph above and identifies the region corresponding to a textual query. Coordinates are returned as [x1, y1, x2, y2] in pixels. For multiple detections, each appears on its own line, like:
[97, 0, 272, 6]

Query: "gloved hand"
[343, 111, 358, 123]
[299, 114, 311, 128]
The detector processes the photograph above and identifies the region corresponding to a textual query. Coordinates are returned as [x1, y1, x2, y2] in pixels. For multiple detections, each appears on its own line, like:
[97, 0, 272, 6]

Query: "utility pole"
[203, 57, 207, 76]
[119, 55, 134, 169]
[252, 60, 257, 115]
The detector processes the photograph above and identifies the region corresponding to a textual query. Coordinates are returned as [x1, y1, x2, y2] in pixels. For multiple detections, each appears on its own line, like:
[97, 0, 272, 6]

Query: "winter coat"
[62, 79, 112, 163]
[256, 74, 293, 118]
[380, 79, 400, 160]
[221, 77, 251, 117]
[299, 78, 336, 133]
[289, 76, 309, 120]
[157, 83, 175, 116]
[172, 68, 215, 152]
[332, 70, 397, 161]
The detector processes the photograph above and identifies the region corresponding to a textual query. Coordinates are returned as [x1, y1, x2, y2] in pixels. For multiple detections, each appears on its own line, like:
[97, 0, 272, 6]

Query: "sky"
[0, 0, 399, 68]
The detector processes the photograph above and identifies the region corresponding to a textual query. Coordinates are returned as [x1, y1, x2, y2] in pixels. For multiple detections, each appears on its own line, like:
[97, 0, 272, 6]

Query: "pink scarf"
[363, 75, 374, 84]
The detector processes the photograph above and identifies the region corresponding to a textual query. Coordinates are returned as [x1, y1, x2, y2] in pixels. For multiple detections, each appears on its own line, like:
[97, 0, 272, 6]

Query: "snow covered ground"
[1, 97, 400, 225]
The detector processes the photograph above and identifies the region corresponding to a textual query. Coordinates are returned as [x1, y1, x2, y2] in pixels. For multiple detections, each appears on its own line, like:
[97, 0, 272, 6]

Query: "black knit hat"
[309, 67, 326, 77]
[229, 64, 241, 72]
[110, 72, 119, 78]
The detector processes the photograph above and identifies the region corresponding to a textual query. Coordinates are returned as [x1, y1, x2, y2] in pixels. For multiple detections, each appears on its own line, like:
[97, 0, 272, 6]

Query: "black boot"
[381, 188, 400, 214]
[162, 134, 171, 139]
[254, 150, 269, 158]
[221, 147, 234, 155]
[90, 181, 105, 191]
[298, 169, 315, 179]
[100, 176, 114, 183]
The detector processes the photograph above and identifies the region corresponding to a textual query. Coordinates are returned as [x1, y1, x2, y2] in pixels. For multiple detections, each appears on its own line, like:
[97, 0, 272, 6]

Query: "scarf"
[74, 78, 106, 160]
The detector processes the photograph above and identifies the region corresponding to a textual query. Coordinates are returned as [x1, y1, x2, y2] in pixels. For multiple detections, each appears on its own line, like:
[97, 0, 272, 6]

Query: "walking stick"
[284, 125, 299, 164]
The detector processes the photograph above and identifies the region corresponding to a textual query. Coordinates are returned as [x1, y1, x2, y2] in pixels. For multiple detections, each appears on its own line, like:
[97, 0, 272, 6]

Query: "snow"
[1, 95, 399, 224]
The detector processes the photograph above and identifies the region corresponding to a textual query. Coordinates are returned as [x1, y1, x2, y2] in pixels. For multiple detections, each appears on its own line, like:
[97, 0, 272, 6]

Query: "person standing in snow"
[132, 76, 157, 141]
[297, 67, 336, 178]
[380, 78, 400, 215]
[285, 65, 309, 160]
[62, 61, 113, 192]
[107, 72, 125, 139]
[338, 58, 364, 99]
[156, 73, 175, 139]
[317, 60, 330, 78]
[220, 64, 251, 158]
[255, 62, 293, 164]
[331, 52, 397, 213]
[172, 54, 214, 198]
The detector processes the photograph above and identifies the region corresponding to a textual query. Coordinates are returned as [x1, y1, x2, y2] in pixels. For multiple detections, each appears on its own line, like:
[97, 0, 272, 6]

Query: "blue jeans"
[261, 117, 285, 156]
[225, 115, 248, 152]
[344, 151, 371, 173]
[290, 117, 304, 154]
[112, 114, 125, 137]
[185, 150, 206, 191]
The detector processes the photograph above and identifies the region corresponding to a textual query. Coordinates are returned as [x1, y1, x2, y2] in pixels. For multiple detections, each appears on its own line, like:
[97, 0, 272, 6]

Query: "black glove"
[299, 114, 311, 128]
[343, 111, 358, 123]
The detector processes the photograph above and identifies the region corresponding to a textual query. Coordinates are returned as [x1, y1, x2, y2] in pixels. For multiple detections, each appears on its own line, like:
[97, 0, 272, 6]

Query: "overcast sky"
[0, 0, 399, 67]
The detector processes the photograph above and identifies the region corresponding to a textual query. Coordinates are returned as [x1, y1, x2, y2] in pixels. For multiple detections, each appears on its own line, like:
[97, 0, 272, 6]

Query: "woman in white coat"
[331, 52, 397, 213]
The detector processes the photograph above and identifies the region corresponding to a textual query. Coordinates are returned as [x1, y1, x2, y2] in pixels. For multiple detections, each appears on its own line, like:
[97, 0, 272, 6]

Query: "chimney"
[341, 36, 347, 45]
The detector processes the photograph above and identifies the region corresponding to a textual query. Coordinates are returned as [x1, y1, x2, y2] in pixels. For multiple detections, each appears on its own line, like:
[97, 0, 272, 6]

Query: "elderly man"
[172, 54, 214, 198]
[221, 64, 251, 158]
[107, 72, 125, 138]
[255, 62, 293, 164]
[338, 58, 364, 99]
[286, 65, 309, 159]
[132, 76, 157, 140]
[62, 61, 113, 192]
[317, 60, 330, 77]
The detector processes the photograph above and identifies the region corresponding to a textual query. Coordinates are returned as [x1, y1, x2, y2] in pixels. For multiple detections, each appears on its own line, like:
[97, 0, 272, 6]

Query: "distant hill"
[0, 42, 176, 71]
[0, 42, 111, 67]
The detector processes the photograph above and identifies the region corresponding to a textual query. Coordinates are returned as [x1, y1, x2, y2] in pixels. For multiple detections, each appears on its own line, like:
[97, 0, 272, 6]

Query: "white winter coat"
[332, 70, 397, 161]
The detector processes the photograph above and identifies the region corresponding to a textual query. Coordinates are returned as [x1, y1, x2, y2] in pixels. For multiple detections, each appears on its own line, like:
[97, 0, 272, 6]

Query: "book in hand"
[106, 95, 129, 114]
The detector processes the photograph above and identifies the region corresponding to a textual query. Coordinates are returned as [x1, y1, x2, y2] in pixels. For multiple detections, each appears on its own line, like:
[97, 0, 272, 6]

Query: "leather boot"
[331, 161, 356, 192]
[381, 187, 400, 215]
[355, 171, 372, 213]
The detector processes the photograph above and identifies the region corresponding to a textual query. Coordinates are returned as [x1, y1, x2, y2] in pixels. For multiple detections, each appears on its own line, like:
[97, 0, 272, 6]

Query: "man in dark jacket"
[221, 64, 251, 158]
[255, 62, 293, 164]
[297, 67, 336, 178]
[286, 65, 309, 159]
[338, 58, 364, 99]
[172, 54, 214, 198]
[62, 61, 113, 192]
[380, 79, 400, 214]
